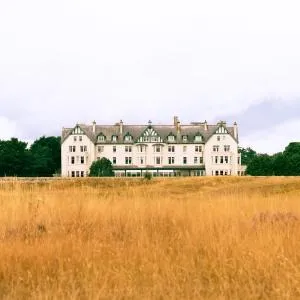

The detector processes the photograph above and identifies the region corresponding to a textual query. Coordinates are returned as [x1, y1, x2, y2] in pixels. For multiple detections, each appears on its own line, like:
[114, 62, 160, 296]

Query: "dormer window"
[182, 135, 188, 142]
[194, 135, 202, 142]
[98, 134, 106, 142]
[124, 134, 133, 142]
[111, 135, 117, 142]
[168, 135, 175, 142]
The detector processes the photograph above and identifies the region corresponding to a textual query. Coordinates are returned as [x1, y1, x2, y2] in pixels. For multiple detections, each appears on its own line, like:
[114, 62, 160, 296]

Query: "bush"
[143, 172, 152, 180]
[89, 158, 114, 177]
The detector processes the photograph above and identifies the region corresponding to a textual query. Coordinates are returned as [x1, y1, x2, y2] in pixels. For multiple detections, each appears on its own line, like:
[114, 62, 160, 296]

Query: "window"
[71, 156, 75, 164]
[113, 157, 116, 164]
[199, 157, 203, 164]
[168, 157, 175, 164]
[113, 146, 116, 152]
[194, 157, 198, 164]
[215, 156, 218, 163]
[140, 157, 144, 164]
[112, 135, 117, 142]
[76, 171, 80, 177]
[98, 146, 104, 153]
[183, 146, 187, 152]
[138, 145, 146, 152]
[182, 135, 188, 142]
[155, 157, 161, 164]
[168, 145, 175, 152]
[125, 157, 132, 164]
[71, 171, 75, 177]
[99, 135, 105, 142]
[124, 135, 132, 142]
[168, 135, 175, 142]
[81, 156, 84, 164]
[220, 170, 224, 176]
[69, 146, 76, 152]
[213, 145, 219, 152]
[155, 145, 161, 152]
[224, 145, 230, 152]
[74, 136, 77, 142]
[194, 135, 202, 142]
[183, 157, 187, 164]
[81, 171, 84, 177]
[224, 156, 229, 163]
[217, 136, 221, 141]
[80, 146, 87, 152]
[125, 146, 132, 152]
[195, 145, 202, 152]
[215, 171, 219, 176]
[220, 156, 224, 164]
[79, 136, 82, 142]
[98, 135, 106, 142]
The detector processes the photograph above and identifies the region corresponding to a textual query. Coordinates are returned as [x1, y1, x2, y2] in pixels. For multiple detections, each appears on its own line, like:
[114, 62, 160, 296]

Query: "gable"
[138, 127, 163, 143]
[72, 125, 85, 135]
[215, 126, 229, 134]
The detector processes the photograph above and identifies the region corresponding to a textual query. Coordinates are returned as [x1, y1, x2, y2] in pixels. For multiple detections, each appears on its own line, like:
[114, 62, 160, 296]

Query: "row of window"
[69, 156, 86, 165]
[96, 156, 204, 165]
[97, 134, 203, 143]
[212, 156, 231, 164]
[213, 145, 231, 152]
[212, 170, 232, 176]
[95, 145, 203, 153]
[69, 170, 86, 177]
[69, 145, 88, 152]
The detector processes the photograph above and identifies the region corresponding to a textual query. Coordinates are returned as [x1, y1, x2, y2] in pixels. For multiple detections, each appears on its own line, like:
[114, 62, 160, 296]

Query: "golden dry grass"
[0, 176, 300, 299]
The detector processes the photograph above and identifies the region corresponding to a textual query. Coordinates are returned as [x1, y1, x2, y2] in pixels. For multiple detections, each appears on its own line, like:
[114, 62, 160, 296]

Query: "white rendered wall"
[204, 133, 240, 176]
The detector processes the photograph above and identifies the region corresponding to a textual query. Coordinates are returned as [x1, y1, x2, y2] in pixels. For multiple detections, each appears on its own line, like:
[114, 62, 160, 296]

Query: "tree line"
[240, 142, 300, 176]
[0, 136, 299, 176]
[0, 137, 61, 177]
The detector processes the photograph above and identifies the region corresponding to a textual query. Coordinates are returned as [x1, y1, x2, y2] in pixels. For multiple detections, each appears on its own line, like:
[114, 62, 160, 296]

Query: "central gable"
[215, 126, 229, 134]
[137, 127, 163, 143]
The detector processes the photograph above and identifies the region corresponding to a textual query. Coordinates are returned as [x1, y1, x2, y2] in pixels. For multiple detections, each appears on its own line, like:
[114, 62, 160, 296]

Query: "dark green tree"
[246, 154, 273, 176]
[239, 147, 257, 166]
[0, 138, 31, 176]
[89, 157, 114, 177]
[30, 136, 61, 176]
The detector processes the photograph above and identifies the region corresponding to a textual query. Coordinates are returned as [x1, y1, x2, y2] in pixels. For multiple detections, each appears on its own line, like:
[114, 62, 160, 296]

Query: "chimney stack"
[119, 120, 123, 134]
[204, 120, 208, 131]
[92, 120, 96, 133]
[233, 122, 238, 140]
[173, 116, 178, 126]
[173, 116, 181, 132]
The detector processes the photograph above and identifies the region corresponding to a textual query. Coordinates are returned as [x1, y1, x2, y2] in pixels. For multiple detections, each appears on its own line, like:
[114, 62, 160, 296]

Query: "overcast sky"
[1, 0, 300, 153]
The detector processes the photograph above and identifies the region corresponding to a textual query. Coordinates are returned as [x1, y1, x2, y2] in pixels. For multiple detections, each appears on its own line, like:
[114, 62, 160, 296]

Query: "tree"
[239, 147, 257, 166]
[0, 138, 31, 176]
[246, 154, 273, 176]
[30, 136, 61, 176]
[89, 158, 114, 177]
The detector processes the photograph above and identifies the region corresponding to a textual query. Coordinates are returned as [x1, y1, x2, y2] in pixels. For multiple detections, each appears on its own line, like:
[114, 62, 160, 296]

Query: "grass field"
[0, 177, 300, 299]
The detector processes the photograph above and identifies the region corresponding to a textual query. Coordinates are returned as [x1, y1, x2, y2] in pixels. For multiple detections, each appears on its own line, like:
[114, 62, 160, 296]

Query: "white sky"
[0, 0, 300, 153]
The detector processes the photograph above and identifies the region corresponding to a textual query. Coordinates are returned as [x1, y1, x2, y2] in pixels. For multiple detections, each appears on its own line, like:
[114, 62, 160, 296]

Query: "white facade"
[61, 117, 243, 177]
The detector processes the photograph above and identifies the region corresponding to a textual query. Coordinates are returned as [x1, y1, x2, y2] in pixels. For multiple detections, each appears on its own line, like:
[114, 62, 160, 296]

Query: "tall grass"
[0, 177, 300, 299]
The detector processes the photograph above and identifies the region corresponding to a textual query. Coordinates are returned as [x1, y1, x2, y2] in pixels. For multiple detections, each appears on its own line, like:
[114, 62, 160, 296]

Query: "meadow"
[0, 176, 300, 299]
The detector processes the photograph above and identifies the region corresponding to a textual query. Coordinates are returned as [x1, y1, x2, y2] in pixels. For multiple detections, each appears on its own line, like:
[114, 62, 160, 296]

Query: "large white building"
[61, 117, 244, 177]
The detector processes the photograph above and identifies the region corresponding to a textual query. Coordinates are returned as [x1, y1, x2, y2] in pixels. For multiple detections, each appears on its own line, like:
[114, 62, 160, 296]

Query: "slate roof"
[62, 120, 238, 144]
